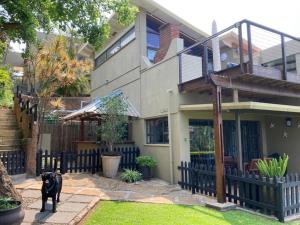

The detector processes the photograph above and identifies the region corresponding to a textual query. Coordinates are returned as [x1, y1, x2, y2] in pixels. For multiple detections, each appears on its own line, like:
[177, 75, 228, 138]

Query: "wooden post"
[80, 118, 84, 141]
[212, 85, 226, 203]
[235, 111, 243, 171]
[233, 89, 239, 103]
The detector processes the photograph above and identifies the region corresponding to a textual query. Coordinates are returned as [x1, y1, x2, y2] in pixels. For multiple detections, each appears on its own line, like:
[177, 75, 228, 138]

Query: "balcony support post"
[281, 35, 287, 80]
[238, 23, 244, 73]
[247, 23, 253, 74]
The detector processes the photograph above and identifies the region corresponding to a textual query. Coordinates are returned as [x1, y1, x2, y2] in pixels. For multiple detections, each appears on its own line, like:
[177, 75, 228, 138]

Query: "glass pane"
[147, 32, 160, 49]
[107, 41, 121, 58]
[95, 53, 106, 67]
[147, 49, 157, 62]
[121, 28, 135, 47]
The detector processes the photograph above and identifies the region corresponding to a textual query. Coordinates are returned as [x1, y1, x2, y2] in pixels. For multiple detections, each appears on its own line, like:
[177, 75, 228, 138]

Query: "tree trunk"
[0, 161, 22, 202]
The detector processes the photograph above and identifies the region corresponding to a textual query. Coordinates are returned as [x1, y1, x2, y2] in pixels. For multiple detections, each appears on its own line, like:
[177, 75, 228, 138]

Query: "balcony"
[178, 20, 300, 98]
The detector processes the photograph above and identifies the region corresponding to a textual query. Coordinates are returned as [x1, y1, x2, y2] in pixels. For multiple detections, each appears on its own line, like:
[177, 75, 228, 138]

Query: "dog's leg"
[40, 196, 46, 212]
[57, 191, 61, 203]
[52, 196, 57, 213]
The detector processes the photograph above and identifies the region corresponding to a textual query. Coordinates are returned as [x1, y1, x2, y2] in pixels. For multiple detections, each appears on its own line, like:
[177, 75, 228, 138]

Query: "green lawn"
[84, 201, 300, 225]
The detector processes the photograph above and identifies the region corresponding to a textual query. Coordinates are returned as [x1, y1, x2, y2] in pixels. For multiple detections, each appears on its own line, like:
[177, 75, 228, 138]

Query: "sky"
[154, 0, 300, 37]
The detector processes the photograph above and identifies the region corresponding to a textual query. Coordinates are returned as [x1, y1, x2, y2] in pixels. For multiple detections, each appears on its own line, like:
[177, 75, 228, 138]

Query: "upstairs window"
[146, 15, 163, 62]
[146, 117, 169, 144]
[94, 27, 135, 68]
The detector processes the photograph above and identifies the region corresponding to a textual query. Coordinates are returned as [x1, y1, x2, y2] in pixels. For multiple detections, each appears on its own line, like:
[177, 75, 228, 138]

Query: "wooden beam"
[211, 75, 300, 98]
[235, 111, 243, 171]
[212, 85, 226, 203]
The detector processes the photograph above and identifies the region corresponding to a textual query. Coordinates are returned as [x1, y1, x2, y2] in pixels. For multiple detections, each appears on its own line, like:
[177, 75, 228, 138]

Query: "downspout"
[167, 89, 174, 184]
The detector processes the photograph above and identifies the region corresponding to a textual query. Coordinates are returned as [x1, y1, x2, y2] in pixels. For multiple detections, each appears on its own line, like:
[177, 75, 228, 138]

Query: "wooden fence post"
[92, 150, 96, 174]
[276, 179, 285, 222]
[60, 151, 65, 174]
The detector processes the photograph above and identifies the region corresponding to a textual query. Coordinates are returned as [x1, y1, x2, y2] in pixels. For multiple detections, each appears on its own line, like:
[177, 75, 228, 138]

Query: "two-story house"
[90, 0, 300, 189]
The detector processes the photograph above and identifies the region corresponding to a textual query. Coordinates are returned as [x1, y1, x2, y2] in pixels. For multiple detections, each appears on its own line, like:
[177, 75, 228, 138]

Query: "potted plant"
[0, 161, 24, 225]
[0, 197, 25, 225]
[136, 156, 157, 180]
[256, 154, 289, 204]
[97, 93, 128, 178]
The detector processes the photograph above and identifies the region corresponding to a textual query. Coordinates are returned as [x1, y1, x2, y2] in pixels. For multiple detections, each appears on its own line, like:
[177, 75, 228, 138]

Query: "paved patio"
[15, 173, 217, 224]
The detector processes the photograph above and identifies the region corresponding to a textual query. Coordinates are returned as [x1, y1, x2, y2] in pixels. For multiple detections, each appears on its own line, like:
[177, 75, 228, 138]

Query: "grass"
[84, 201, 300, 225]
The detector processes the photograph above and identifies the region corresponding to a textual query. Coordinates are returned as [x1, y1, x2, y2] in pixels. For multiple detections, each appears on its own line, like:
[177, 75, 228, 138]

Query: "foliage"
[120, 169, 142, 183]
[190, 126, 214, 152]
[257, 154, 289, 178]
[26, 36, 91, 98]
[97, 94, 128, 151]
[50, 98, 65, 109]
[84, 201, 286, 225]
[0, 66, 13, 107]
[56, 75, 90, 97]
[0, 0, 138, 49]
[0, 197, 17, 210]
[136, 156, 157, 168]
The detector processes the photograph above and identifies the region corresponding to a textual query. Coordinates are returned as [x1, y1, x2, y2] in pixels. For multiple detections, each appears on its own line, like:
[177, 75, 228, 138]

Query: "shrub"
[120, 169, 142, 183]
[136, 156, 157, 168]
[0, 197, 17, 210]
[257, 154, 289, 177]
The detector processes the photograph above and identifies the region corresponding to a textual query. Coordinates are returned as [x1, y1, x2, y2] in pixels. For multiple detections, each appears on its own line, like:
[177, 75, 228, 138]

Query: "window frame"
[94, 27, 136, 68]
[146, 117, 169, 144]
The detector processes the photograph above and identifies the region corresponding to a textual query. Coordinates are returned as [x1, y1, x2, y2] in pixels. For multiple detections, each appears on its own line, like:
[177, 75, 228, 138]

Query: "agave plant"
[256, 154, 289, 177]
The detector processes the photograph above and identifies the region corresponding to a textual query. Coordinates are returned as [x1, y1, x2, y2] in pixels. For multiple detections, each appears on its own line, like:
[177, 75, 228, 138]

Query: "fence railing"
[36, 146, 140, 176]
[0, 150, 26, 175]
[178, 19, 300, 85]
[178, 161, 300, 222]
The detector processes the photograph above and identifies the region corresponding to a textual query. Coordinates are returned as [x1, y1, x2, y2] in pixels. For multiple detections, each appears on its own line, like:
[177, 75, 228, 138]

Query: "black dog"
[40, 172, 62, 213]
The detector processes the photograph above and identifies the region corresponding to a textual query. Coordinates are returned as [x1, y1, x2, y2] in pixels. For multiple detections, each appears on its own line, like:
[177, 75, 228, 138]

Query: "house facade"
[91, 0, 300, 184]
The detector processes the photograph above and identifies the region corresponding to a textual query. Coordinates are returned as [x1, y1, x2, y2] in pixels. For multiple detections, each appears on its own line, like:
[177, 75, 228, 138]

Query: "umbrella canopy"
[62, 90, 140, 121]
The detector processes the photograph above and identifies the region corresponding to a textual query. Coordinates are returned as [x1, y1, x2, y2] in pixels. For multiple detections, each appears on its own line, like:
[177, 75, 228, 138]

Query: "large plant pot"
[102, 155, 121, 178]
[139, 166, 152, 180]
[0, 201, 25, 225]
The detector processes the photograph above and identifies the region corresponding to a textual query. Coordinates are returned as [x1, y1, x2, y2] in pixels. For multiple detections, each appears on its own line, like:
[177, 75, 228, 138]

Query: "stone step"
[0, 130, 22, 138]
[0, 145, 22, 151]
[0, 120, 18, 125]
[0, 116, 17, 121]
[0, 110, 16, 115]
[0, 138, 21, 146]
[0, 124, 18, 129]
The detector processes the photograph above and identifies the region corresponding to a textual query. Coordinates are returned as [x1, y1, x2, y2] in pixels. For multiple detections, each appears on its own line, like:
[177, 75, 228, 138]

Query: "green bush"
[257, 154, 289, 178]
[0, 67, 13, 107]
[120, 169, 142, 183]
[0, 197, 17, 210]
[136, 156, 157, 168]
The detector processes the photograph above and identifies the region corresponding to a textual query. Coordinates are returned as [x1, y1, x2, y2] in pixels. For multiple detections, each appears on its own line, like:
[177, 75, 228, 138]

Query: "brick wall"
[154, 23, 180, 63]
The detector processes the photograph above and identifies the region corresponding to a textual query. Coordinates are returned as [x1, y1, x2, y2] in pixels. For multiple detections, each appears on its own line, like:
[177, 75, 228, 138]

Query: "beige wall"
[265, 116, 300, 173]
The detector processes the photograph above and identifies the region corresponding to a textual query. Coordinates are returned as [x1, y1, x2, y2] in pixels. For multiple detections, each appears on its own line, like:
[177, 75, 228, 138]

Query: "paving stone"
[127, 192, 154, 202]
[59, 193, 72, 201]
[23, 209, 49, 223]
[77, 188, 105, 196]
[58, 202, 87, 212]
[41, 211, 77, 224]
[21, 189, 41, 198]
[68, 195, 97, 203]
[62, 186, 82, 194]
[99, 191, 129, 201]
[28, 199, 54, 211]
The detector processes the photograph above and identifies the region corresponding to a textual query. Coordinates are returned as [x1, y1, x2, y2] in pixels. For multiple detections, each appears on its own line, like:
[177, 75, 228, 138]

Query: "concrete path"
[15, 173, 217, 224]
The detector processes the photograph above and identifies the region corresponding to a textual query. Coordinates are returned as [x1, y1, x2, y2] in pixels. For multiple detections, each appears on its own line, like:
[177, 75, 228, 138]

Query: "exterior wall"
[265, 116, 300, 173]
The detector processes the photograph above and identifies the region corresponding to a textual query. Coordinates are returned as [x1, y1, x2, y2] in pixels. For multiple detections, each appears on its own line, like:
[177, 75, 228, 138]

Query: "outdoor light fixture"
[286, 118, 292, 127]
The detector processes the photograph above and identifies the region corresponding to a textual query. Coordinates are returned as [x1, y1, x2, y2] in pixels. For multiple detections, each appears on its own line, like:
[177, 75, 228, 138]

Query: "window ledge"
[144, 144, 170, 147]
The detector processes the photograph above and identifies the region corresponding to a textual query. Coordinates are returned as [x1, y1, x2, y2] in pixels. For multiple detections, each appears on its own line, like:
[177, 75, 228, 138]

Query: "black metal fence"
[0, 150, 26, 175]
[36, 146, 140, 176]
[178, 161, 300, 222]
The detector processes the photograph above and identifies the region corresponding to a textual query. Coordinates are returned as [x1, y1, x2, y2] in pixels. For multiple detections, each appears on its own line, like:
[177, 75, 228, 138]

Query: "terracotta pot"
[102, 155, 121, 178]
[139, 166, 152, 180]
[0, 201, 25, 225]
